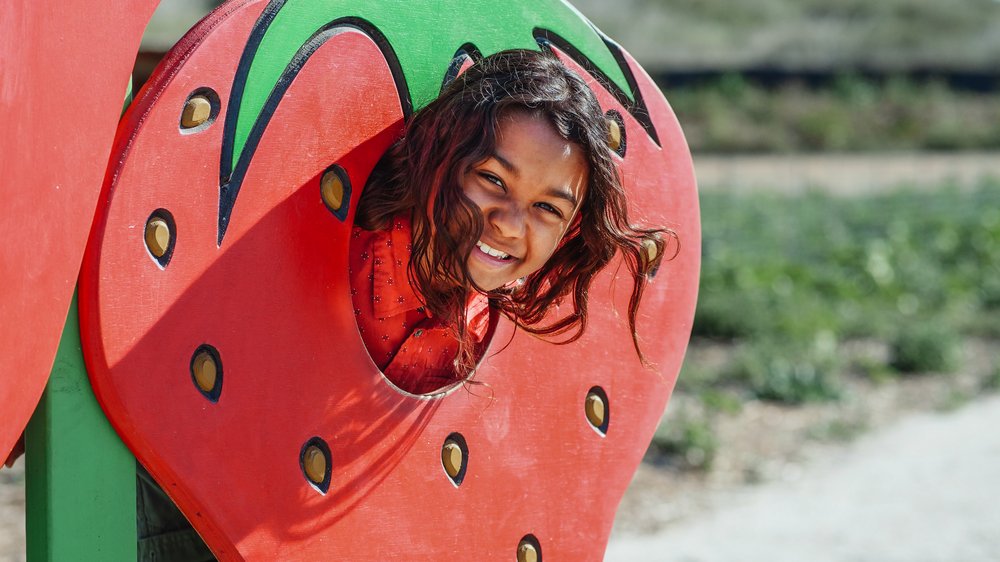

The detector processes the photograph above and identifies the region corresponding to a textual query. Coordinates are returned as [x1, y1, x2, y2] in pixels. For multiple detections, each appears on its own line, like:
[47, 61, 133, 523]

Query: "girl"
[350, 48, 667, 395]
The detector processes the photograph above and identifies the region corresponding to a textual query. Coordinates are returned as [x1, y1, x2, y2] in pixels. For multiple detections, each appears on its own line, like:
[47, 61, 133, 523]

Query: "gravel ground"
[606, 394, 1000, 562]
[610, 339, 998, 527]
[0, 466, 24, 562]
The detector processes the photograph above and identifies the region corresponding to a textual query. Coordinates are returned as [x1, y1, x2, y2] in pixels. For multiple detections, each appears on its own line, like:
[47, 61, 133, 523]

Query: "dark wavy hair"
[356, 48, 671, 375]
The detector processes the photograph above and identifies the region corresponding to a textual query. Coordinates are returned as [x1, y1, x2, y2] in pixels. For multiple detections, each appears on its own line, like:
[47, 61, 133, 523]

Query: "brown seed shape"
[517, 541, 539, 562]
[181, 95, 212, 129]
[607, 117, 623, 152]
[441, 440, 463, 479]
[303, 445, 327, 485]
[144, 217, 171, 258]
[641, 238, 659, 264]
[191, 350, 217, 394]
[585, 392, 606, 428]
[321, 170, 345, 212]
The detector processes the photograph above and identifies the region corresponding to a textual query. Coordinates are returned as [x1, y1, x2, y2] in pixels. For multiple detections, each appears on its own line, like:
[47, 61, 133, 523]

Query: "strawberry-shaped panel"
[81, 0, 699, 559]
[0, 0, 159, 461]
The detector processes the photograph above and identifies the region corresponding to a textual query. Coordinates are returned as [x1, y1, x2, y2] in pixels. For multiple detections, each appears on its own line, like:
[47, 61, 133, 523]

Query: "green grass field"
[649, 179, 1000, 468]
[697, 179, 1000, 389]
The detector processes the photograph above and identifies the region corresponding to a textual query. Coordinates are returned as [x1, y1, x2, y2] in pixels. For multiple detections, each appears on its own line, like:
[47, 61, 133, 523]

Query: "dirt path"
[0, 466, 24, 562]
[605, 394, 1000, 562]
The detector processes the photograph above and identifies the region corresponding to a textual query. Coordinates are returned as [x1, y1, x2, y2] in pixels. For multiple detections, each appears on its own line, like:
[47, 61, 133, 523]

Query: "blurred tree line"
[575, 0, 1000, 72]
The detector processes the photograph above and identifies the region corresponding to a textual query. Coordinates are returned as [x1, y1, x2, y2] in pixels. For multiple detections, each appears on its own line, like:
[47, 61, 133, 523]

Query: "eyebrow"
[490, 152, 580, 209]
[546, 187, 579, 209]
[491, 152, 520, 178]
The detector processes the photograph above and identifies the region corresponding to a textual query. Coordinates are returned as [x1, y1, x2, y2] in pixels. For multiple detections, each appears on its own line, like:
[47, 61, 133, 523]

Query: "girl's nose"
[489, 204, 526, 239]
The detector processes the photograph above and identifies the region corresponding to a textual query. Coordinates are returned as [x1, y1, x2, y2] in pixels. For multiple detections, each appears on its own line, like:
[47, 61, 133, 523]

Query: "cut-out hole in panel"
[605, 109, 626, 158]
[189, 344, 223, 403]
[320, 164, 352, 222]
[642, 236, 662, 279]
[300, 437, 332, 494]
[145, 209, 176, 267]
[441, 432, 469, 486]
[585, 386, 609, 435]
[517, 534, 542, 562]
[179, 87, 221, 133]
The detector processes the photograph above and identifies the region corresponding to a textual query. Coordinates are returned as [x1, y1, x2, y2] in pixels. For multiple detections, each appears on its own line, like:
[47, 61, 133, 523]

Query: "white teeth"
[476, 240, 510, 259]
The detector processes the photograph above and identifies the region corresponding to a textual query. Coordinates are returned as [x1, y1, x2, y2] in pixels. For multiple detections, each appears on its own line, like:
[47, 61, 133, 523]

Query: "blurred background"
[3, 1, 1000, 560]
[584, 1, 1000, 560]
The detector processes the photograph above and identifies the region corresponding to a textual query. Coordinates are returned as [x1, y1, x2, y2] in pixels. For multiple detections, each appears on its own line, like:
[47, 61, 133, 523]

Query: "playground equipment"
[2, 0, 699, 559]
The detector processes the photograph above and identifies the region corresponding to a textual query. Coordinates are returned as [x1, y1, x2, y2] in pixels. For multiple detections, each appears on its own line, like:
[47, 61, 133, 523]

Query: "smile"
[475, 240, 514, 261]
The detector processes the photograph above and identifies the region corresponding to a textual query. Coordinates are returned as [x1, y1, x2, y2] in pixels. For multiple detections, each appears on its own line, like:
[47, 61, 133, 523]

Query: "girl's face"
[461, 110, 589, 291]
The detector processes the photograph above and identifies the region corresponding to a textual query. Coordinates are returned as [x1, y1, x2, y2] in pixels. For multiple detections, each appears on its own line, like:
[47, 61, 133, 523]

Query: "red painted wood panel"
[0, 0, 159, 460]
[81, 1, 699, 559]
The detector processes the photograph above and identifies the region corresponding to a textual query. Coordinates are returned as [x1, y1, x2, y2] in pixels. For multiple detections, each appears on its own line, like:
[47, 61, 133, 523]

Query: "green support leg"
[24, 295, 136, 561]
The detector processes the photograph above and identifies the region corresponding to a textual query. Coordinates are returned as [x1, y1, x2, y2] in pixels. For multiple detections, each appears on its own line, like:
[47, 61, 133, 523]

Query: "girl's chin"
[468, 264, 517, 292]
[469, 272, 505, 292]
[468, 248, 519, 290]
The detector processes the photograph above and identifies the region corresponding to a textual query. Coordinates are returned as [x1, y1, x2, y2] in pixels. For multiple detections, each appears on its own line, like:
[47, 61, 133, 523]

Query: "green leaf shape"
[230, 0, 631, 173]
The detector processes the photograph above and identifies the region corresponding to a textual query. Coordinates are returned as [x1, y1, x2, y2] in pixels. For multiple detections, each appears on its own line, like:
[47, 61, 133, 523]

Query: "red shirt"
[349, 215, 492, 394]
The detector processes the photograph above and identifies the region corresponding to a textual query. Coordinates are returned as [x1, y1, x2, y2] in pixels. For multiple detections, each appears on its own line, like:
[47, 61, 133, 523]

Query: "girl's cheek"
[465, 187, 493, 210]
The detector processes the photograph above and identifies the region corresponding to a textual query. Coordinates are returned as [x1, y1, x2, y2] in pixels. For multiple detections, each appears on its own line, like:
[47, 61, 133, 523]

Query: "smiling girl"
[351, 49, 668, 394]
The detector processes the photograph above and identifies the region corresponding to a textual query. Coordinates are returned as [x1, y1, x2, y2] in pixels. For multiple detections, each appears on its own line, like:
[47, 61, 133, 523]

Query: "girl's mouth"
[474, 240, 515, 264]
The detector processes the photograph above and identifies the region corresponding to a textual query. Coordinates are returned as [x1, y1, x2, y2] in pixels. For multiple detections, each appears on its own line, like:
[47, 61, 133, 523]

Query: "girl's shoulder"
[350, 213, 413, 264]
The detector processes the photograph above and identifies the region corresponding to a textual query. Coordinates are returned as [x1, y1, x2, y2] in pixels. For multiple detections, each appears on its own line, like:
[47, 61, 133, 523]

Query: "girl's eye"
[479, 172, 505, 191]
[535, 202, 563, 218]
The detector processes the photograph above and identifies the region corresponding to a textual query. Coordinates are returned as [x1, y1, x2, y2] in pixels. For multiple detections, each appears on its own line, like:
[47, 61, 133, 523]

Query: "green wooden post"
[23, 79, 137, 561]
[24, 296, 137, 561]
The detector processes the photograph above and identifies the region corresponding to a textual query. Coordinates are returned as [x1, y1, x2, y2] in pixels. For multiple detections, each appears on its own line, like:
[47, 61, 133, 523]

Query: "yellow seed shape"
[517, 541, 539, 562]
[441, 440, 463, 479]
[181, 95, 212, 129]
[145, 217, 171, 258]
[303, 445, 327, 484]
[191, 350, 217, 393]
[607, 117, 622, 152]
[641, 238, 659, 265]
[585, 392, 606, 428]
[321, 170, 345, 212]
